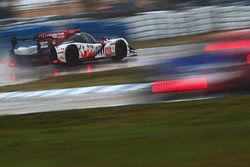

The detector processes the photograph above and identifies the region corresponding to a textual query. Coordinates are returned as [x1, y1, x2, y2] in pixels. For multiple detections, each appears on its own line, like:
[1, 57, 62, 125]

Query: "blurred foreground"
[1, 95, 250, 167]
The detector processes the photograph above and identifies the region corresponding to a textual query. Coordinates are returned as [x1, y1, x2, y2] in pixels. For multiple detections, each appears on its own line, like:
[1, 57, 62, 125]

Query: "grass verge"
[0, 95, 250, 167]
[0, 67, 150, 92]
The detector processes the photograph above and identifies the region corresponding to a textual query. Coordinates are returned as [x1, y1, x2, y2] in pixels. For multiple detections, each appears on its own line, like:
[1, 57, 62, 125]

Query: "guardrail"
[1, 5, 250, 54]
[122, 6, 250, 41]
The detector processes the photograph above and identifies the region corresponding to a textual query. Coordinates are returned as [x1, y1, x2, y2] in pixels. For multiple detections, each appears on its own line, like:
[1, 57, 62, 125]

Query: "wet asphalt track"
[0, 43, 208, 115]
[0, 43, 203, 86]
[0, 89, 215, 116]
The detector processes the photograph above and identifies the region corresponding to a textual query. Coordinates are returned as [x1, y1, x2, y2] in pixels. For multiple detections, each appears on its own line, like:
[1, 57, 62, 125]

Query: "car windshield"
[64, 33, 97, 44]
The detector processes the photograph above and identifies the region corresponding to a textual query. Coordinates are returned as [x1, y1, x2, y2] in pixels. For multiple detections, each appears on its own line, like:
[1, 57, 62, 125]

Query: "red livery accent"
[204, 40, 250, 51]
[51, 59, 63, 64]
[37, 29, 80, 44]
[152, 78, 208, 93]
[83, 49, 93, 58]
[80, 50, 94, 59]
[105, 47, 112, 56]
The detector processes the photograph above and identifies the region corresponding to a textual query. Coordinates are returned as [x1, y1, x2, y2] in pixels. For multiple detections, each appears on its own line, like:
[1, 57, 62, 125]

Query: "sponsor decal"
[57, 51, 65, 54]
[40, 41, 48, 48]
[38, 32, 65, 39]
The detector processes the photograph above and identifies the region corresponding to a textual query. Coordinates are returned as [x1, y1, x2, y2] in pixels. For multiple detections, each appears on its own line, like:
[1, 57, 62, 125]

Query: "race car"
[9, 29, 136, 66]
[9, 29, 81, 66]
[49, 32, 136, 65]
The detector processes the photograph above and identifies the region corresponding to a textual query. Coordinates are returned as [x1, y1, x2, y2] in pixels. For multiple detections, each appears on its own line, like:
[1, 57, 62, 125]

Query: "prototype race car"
[9, 29, 136, 66]
[10, 29, 81, 65]
[50, 32, 136, 65]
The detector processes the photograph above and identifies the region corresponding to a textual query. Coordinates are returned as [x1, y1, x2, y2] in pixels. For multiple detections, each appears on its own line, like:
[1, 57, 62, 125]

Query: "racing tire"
[111, 40, 127, 61]
[65, 45, 79, 66]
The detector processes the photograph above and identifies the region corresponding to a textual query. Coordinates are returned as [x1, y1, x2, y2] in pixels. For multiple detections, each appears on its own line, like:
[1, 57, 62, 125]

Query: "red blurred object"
[204, 40, 250, 52]
[152, 78, 208, 93]
[53, 69, 59, 77]
[86, 64, 92, 73]
[0, 60, 15, 67]
[51, 59, 63, 64]
[11, 73, 16, 81]
[8, 61, 16, 67]
[247, 54, 250, 65]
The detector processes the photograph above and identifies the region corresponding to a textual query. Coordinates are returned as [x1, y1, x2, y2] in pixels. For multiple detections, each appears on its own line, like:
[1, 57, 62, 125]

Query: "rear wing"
[11, 29, 81, 49]
[11, 35, 55, 49]
[11, 37, 37, 49]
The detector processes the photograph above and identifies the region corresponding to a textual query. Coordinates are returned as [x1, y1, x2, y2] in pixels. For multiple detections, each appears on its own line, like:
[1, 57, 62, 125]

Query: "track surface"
[0, 89, 214, 116]
[0, 43, 209, 115]
[0, 43, 204, 86]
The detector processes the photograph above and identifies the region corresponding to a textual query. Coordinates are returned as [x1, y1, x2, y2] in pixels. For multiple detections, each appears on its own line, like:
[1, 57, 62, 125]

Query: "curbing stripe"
[0, 83, 151, 99]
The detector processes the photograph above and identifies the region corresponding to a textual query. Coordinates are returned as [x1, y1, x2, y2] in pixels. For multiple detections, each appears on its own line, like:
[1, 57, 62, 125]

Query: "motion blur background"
[1, 0, 250, 19]
[0, 0, 250, 37]
[1, 0, 250, 56]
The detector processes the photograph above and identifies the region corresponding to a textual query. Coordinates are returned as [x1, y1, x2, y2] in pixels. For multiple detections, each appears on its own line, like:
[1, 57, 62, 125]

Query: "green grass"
[0, 67, 150, 92]
[1, 95, 250, 167]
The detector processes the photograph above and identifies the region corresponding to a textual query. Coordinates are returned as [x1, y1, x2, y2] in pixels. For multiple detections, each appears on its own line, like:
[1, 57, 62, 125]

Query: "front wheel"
[111, 40, 127, 61]
[65, 45, 79, 66]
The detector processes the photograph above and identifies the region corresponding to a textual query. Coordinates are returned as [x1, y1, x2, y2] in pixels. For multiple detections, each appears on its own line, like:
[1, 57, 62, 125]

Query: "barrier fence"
[122, 6, 250, 41]
[1, 5, 250, 54]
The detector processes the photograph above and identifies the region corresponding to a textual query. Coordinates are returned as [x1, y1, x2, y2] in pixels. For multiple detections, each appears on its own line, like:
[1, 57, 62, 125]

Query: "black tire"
[111, 40, 127, 61]
[65, 45, 79, 66]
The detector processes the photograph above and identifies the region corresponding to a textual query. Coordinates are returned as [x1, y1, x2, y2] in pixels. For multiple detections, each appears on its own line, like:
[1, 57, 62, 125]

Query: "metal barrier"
[1, 5, 250, 53]
[122, 6, 250, 41]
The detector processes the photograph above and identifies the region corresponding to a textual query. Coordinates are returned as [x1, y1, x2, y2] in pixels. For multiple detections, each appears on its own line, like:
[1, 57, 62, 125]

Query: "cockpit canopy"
[64, 33, 97, 44]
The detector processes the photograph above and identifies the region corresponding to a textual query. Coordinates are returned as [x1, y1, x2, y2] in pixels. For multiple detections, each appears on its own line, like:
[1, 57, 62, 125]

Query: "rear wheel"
[65, 45, 79, 66]
[111, 40, 127, 61]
